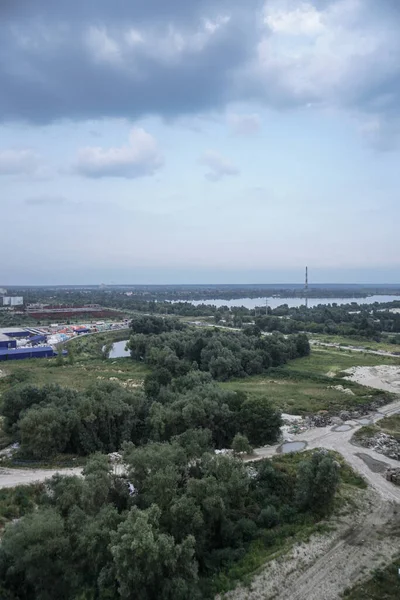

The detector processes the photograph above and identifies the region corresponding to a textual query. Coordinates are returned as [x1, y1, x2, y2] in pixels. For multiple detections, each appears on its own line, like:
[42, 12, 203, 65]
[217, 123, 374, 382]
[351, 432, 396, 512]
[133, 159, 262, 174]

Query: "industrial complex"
[0, 327, 56, 361]
[0, 321, 128, 362]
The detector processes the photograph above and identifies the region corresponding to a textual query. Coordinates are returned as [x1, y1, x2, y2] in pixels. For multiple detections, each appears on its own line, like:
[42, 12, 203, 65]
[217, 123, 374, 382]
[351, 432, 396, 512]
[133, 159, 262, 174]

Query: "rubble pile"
[359, 432, 400, 461]
[307, 414, 332, 427]
[386, 467, 400, 486]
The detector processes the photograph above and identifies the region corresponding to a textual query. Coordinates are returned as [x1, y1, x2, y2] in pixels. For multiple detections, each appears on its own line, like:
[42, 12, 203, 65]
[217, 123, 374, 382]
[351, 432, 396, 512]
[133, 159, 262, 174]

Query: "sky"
[1, 0, 400, 285]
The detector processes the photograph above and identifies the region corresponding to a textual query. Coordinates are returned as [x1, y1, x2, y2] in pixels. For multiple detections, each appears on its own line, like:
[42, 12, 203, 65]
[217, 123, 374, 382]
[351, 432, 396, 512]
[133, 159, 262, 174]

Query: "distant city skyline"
[1, 1, 400, 285]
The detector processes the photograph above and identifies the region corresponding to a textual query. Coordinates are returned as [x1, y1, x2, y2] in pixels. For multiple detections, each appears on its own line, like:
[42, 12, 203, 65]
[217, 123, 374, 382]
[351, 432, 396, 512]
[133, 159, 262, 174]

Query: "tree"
[231, 433, 252, 455]
[295, 451, 339, 516]
[110, 505, 199, 600]
[239, 397, 282, 447]
[19, 406, 71, 459]
[67, 344, 75, 365]
[0, 508, 70, 600]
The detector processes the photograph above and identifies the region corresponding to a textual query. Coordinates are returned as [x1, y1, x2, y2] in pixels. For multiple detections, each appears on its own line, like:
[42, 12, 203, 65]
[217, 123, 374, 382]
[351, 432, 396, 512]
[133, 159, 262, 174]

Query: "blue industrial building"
[0, 328, 29, 338]
[0, 335, 17, 349]
[0, 347, 55, 361]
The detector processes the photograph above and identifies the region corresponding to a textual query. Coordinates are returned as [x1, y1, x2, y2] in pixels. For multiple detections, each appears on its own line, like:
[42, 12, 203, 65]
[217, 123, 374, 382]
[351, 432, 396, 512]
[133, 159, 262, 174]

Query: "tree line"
[2, 372, 282, 460]
[0, 443, 340, 600]
[128, 316, 311, 382]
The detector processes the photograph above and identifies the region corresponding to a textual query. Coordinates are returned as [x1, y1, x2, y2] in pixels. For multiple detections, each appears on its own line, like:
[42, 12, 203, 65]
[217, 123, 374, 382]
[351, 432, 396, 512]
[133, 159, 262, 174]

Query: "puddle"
[333, 424, 352, 432]
[357, 418, 372, 426]
[280, 441, 307, 454]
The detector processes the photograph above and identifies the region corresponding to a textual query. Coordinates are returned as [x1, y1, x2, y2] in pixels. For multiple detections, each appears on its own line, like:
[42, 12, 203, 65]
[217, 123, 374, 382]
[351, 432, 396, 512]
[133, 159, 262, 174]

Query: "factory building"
[0, 347, 55, 361]
[0, 334, 17, 349]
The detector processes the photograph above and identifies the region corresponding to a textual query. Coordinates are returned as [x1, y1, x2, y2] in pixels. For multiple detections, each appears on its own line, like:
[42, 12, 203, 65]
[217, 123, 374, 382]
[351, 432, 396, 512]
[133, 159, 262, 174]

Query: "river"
[191, 295, 400, 310]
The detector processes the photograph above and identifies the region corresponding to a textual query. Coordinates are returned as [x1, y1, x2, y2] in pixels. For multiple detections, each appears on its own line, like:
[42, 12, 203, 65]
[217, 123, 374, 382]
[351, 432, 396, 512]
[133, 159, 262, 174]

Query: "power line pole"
[305, 266, 309, 309]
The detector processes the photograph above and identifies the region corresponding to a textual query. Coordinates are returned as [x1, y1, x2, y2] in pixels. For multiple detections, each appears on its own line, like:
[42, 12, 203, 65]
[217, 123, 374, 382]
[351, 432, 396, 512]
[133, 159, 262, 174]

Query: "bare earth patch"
[219, 490, 400, 600]
[344, 366, 400, 394]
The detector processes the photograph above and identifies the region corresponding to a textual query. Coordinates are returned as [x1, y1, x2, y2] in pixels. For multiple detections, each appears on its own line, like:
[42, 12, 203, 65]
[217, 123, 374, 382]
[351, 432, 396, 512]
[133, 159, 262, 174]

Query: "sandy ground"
[344, 365, 400, 394]
[220, 490, 399, 600]
[220, 370, 400, 600]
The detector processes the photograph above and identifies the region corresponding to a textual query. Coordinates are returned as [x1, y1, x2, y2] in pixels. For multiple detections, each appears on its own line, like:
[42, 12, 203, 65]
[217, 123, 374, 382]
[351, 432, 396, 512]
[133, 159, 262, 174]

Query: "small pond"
[280, 441, 307, 454]
[333, 424, 352, 432]
[357, 418, 372, 426]
[107, 341, 130, 359]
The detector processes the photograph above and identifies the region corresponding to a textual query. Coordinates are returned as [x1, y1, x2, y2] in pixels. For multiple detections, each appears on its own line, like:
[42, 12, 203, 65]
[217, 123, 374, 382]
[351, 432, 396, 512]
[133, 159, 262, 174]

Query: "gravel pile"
[360, 432, 400, 461]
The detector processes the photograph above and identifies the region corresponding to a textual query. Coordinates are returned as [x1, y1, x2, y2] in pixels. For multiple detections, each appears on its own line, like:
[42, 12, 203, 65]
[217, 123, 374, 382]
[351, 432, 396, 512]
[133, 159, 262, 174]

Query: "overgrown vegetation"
[0, 484, 43, 529]
[128, 317, 310, 382]
[342, 559, 400, 599]
[0, 447, 344, 600]
[1, 370, 282, 459]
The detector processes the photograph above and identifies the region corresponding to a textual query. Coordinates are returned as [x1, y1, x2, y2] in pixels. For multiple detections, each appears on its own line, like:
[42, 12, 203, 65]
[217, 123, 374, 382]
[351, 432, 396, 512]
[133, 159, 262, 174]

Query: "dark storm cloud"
[0, 0, 258, 123]
[1, 0, 400, 126]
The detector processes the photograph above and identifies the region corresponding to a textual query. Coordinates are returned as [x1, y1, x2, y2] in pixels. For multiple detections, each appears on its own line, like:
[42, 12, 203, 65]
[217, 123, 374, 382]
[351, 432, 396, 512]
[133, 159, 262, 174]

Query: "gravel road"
[0, 467, 82, 489]
[226, 389, 400, 599]
[251, 398, 400, 502]
[310, 340, 400, 358]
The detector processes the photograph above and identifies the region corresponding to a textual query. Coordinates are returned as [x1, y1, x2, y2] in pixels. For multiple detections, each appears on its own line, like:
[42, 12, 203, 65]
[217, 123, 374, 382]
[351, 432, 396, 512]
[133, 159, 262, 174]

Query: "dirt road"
[0, 466, 82, 489]
[251, 398, 400, 502]
[310, 339, 400, 358]
[222, 490, 400, 600]
[224, 395, 400, 599]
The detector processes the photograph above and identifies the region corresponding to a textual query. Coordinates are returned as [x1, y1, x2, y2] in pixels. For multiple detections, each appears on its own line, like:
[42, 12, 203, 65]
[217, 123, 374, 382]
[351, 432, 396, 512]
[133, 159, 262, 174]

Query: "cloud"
[0, 0, 400, 146]
[0, 149, 42, 176]
[0, 1, 249, 123]
[74, 127, 164, 178]
[228, 112, 261, 135]
[200, 150, 239, 181]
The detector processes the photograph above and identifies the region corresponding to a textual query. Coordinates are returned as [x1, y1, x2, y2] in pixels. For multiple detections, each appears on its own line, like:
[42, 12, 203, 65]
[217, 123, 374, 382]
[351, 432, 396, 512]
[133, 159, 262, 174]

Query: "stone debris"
[386, 467, 400, 486]
[359, 432, 400, 461]
[328, 385, 355, 396]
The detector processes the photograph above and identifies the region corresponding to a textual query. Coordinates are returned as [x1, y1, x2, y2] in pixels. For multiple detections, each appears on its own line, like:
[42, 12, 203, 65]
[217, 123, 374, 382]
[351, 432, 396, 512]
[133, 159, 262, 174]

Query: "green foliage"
[129, 327, 310, 382]
[19, 405, 72, 459]
[295, 451, 340, 516]
[2, 383, 151, 460]
[0, 484, 43, 528]
[0, 507, 71, 600]
[0, 441, 347, 599]
[231, 433, 252, 455]
[111, 505, 199, 600]
[239, 396, 282, 446]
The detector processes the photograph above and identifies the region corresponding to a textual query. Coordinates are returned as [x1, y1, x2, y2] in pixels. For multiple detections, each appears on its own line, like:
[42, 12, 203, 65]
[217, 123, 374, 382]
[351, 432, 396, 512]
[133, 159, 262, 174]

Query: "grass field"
[222, 348, 398, 415]
[285, 347, 400, 376]
[0, 329, 148, 397]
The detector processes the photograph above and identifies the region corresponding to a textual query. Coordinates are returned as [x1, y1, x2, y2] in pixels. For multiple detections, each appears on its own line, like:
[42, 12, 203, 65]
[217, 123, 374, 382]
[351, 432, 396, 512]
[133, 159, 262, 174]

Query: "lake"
[191, 295, 400, 310]
[108, 340, 130, 359]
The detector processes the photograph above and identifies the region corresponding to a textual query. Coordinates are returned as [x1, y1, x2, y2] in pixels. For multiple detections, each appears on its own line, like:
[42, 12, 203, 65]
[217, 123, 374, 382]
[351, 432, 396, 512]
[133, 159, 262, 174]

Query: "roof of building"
[0, 334, 11, 342]
[0, 346, 54, 355]
[0, 327, 29, 335]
